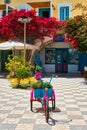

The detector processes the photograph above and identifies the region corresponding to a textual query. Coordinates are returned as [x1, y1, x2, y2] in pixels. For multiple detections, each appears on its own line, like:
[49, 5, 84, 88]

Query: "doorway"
[1, 50, 12, 72]
[55, 49, 68, 73]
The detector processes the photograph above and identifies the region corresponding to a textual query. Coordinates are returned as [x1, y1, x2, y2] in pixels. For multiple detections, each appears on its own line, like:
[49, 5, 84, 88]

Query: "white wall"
[68, 64, 78, 73]
[44, 65, 55, 72]
[0, 10, 2, 18]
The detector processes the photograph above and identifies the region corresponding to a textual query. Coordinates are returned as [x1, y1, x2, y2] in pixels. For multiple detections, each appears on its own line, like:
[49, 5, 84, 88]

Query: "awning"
[0, 4, 15, 10]
[0, 36, 53, 51]
[27, 0, 55, 9]
[0, 41, 39, 50]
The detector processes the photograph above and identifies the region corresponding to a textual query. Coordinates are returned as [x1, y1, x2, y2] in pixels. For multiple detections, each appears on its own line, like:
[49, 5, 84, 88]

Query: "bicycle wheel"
[45, 99, 49, 123]
[30, 101, 33, 111]
[52, 99, 55, 110]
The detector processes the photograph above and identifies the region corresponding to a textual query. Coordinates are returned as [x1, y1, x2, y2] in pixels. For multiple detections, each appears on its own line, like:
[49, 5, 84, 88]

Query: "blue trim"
[78, 53, 87, 71]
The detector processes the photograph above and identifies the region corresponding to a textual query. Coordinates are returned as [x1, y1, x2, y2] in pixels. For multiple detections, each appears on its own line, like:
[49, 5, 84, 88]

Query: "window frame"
[57, 2, 72, 20]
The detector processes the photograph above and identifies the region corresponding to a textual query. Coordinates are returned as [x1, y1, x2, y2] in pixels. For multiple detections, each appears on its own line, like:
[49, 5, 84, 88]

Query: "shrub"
[15, 67, 31, 79]
[35, 66, 42, 72]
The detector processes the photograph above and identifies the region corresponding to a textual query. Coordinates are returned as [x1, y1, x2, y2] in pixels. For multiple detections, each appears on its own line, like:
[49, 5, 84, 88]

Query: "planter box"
[34, 88, 52, 98]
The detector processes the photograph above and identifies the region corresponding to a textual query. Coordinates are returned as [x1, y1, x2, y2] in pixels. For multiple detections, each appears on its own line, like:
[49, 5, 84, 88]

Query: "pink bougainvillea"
[71, 39, 78, 48]
[0, 9, 62, 44]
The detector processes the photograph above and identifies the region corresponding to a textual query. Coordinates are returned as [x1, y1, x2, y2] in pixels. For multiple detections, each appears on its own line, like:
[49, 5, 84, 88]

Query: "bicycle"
[30, 75, 55, 123]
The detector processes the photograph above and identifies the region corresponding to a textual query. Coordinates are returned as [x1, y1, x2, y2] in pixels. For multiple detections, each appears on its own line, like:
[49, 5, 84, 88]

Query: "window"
[43, 11, 49, 18]
[4, 0, 11, 3]
[68, 49, 78, 64]
[39, 8, 50, 18]
[60, 6, 69, 20]
[57, 2, 72, 20]
[45, 49, 55, 64]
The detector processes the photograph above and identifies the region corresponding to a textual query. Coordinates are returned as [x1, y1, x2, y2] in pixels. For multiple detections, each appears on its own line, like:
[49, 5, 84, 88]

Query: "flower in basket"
[30, 80, 43, 89]
[42, 81, 53, 89]
[34, 66, 42, 80]
[30, 80, 53, 89]
[30, 80, 53, 98]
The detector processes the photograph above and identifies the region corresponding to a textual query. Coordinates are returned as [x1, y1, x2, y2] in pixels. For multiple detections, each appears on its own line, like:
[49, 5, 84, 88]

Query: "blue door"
[78, 53, 87, 71]
[55, 49, 68, 73]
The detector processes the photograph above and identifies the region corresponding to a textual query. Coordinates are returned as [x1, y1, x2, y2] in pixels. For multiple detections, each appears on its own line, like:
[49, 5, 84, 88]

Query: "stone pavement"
[0, 74, 87, 130]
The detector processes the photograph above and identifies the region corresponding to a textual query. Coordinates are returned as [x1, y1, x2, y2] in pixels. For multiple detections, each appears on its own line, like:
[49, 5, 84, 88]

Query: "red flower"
[65, 37, 71, 42]
[71, 39, 78, 48]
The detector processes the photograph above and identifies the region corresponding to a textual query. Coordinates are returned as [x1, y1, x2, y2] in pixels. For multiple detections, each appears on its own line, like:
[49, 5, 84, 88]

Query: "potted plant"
[34, 66, 42, 80]
[15, 67, 31, 89]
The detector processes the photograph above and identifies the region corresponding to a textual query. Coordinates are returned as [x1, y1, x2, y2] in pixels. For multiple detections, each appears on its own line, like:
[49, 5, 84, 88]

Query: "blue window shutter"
[60, 7, 64, 20]
[60, 6, 69, 20]
[66, 7, 69, 19]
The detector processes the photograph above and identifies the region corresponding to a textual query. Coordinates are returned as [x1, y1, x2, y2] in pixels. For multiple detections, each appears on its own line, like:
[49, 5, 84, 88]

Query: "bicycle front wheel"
[44, 99, 49, 123]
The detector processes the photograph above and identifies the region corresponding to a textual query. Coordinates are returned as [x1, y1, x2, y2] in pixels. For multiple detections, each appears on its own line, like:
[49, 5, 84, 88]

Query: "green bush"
[5, 55, 34, 78]
[35, 66, 42, 72]
[15, 67, 31, 79]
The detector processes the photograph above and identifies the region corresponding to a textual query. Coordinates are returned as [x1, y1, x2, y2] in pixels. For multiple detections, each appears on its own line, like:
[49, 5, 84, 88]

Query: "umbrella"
[0, 41, 39, 50]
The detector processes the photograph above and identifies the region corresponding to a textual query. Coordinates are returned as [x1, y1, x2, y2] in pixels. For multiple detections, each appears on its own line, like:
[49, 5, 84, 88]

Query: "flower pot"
[19, 83, 28, 89]
[34, 88, 52, 98]
[11, 83, 19, 88]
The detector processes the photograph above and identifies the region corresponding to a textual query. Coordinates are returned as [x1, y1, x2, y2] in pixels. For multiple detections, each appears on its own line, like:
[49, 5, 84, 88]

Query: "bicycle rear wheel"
[30, 101, 33, 111]
[52, 99, 55, 110]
